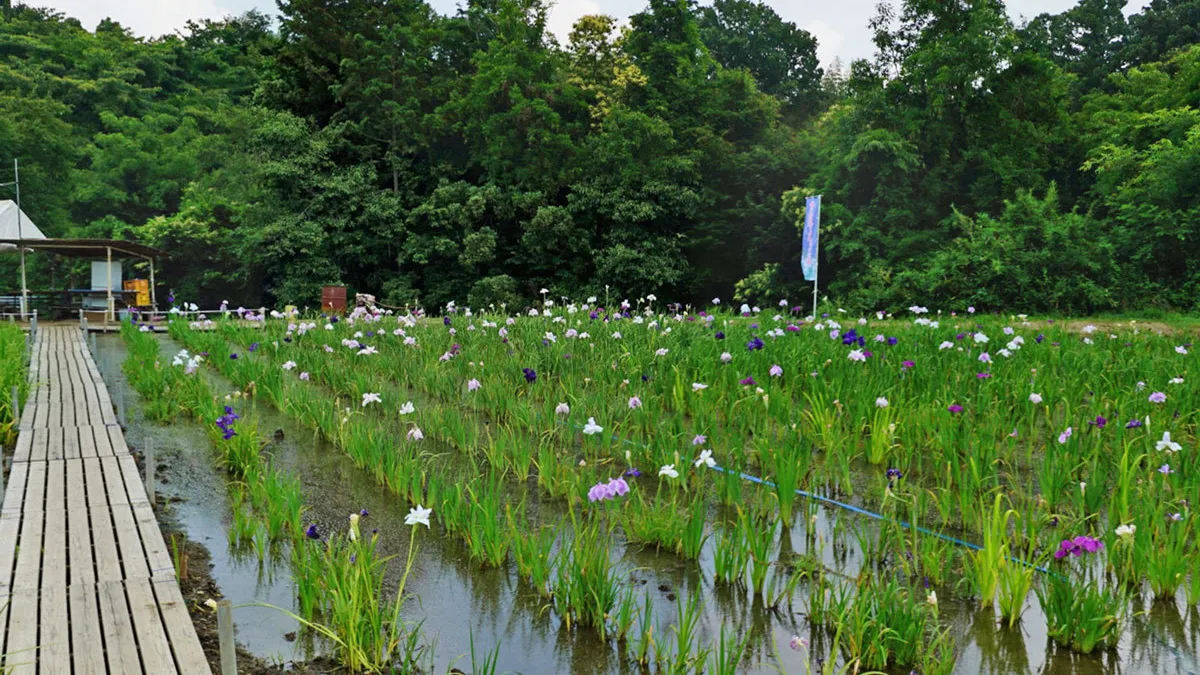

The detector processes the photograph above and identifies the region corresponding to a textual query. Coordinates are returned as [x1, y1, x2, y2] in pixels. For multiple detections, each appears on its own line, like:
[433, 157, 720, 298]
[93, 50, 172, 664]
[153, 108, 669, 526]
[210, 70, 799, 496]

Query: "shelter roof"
[0, 237, 166, 259]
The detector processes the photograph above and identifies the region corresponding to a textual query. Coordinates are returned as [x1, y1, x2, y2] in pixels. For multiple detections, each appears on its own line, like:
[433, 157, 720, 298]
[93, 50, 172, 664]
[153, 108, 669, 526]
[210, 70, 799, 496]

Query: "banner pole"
[812, 261, 818, 319]
[811, 194, 821, 318]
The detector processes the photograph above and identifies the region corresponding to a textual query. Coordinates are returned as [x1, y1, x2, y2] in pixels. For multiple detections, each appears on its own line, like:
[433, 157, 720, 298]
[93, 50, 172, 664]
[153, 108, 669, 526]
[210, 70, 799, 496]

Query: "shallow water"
[97, 334, 1199, 674]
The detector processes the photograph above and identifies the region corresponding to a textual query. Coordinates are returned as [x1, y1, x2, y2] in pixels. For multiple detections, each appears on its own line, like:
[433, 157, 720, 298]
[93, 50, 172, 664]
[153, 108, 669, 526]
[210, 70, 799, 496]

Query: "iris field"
[120, 301, 1199, 673]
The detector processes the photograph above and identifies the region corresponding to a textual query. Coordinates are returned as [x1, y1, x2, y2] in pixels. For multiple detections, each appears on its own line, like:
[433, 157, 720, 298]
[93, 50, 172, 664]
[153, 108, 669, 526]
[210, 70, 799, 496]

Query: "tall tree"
[1024, 0, 1127, 91]
[696, 0, 824, 120]
[1122, 0, 1200, 67]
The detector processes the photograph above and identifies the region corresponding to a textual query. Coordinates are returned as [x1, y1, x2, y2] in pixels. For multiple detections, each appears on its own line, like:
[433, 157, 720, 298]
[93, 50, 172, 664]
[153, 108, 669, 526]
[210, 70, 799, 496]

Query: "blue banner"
[802, 195, 820, 281]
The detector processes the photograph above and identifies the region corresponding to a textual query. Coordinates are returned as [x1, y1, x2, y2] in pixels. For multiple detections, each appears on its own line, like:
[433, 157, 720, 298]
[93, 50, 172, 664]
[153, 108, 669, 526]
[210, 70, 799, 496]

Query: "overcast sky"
[40, 0, 1152, 66]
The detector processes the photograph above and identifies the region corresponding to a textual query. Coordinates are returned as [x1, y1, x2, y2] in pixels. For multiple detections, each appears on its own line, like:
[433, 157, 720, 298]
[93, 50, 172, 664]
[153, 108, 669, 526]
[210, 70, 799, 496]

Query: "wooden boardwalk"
[0, 326, 210, 674]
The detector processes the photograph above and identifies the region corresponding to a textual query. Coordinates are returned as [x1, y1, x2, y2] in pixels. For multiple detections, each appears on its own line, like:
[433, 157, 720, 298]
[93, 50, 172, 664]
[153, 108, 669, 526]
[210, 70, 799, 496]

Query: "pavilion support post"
[18, 247, 27, 318]
[106, 246, 113, 325]
[149, 255, 157, 316]
[15, 159, 28, 318]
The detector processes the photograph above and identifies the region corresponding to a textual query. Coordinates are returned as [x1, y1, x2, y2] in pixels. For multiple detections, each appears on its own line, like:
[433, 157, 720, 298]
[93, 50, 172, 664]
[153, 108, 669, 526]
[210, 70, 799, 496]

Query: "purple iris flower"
[1054, 536, 1102, 559]
[746, 337, 765, 351]
[948, 404, 964, 414]
[444, 316, 451, 326]
[715, 331, 725, 340]
[523, 368, 537, 383]
[305, 524, 319, 540]
[1125, 419, 1143, 429]
[216, 406, 239, 440]
[1088, 416, 1107, 429]
[887, 337, 898, 346]
[248, 342, 259, 352]
[229, 353, 239, 360]
[740, 376, 757, 386]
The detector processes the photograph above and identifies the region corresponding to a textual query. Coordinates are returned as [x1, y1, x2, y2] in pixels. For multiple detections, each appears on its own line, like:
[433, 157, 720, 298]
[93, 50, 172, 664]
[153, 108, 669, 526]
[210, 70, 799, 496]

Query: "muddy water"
[96, 335, 1198, 675]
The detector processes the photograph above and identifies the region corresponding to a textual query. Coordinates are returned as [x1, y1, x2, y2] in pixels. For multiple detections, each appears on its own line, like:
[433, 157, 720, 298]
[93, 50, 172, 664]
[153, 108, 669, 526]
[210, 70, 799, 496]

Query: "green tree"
[696, 0, 824, 120]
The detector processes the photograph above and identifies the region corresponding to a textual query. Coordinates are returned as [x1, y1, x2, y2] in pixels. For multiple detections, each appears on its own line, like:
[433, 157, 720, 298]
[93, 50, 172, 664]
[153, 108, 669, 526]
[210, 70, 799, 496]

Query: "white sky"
[40, 0, 1153, 67]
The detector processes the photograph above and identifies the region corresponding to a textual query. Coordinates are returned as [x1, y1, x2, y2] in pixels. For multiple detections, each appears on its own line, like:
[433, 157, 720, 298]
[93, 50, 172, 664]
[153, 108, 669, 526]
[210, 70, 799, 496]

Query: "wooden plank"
[42, 498, 68, 590]
[11, 432, 32, 465]
[79, 424, 99, 459]
[63, 425, 81, 460]
[91, 506, 122, 584]
[0, 515, 18, 595]
[120, 454, 150, 506]
[47, 346, 64, 429]
[31, 381, 48, 429]
[99, 580, 143, 675]
[3, 588, 38, 675]
[133, 503, 175, 581]
[66, 458, 87, 512]
[69, 346, 100, 427]
[113, 504, 150, 581]
[1, 461, 27, 513]
[126, 578, 179, 675]
[59, 348, 77, 429]
[0, 589, 7, 666]
[39, 579, 71, 672]
[61, 343, 81, 416]
[21, 460, 45, 511]
[91, 424, 113, 458]
[45, 425, 65, 461]
[68, 507, 97, 587]
[83, 456, 106, 510]
[102, 456, 131, 507]
[107, 425, 128, 458]
[73, 365, 92, 428]
[153, 580, 213, 675]
[69, 583, 106, 675]
[12, 509, 43, 592]
[44, 457, 65, 511]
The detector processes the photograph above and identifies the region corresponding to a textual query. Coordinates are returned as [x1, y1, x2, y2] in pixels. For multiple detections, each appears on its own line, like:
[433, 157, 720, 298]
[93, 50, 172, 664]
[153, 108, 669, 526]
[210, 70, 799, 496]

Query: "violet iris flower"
[1054, 536, 1102, 559]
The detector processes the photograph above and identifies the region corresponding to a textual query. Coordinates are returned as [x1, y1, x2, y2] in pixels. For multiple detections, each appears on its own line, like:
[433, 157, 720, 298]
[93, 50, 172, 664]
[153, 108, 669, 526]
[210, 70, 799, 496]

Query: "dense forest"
[0, 0, 1197, 312]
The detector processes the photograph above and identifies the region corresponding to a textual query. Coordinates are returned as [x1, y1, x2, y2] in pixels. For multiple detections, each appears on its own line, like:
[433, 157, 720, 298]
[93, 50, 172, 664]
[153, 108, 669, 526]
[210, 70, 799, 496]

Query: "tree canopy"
[1, 0, 1197, 312]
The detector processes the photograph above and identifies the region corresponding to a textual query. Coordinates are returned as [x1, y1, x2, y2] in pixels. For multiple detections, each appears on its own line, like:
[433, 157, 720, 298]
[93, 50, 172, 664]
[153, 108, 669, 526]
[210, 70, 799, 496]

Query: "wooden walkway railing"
[0, 326, 210, 674]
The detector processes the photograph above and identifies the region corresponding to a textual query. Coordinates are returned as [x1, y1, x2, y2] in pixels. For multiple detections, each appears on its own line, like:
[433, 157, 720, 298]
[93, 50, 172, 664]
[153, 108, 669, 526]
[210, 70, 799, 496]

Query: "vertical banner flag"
[801, 195, 820, 282]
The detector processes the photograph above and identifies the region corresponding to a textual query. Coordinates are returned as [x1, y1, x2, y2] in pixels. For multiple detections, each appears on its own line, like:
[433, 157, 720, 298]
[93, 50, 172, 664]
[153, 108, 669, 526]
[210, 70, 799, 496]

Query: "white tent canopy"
[0, 199, 46, 245]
